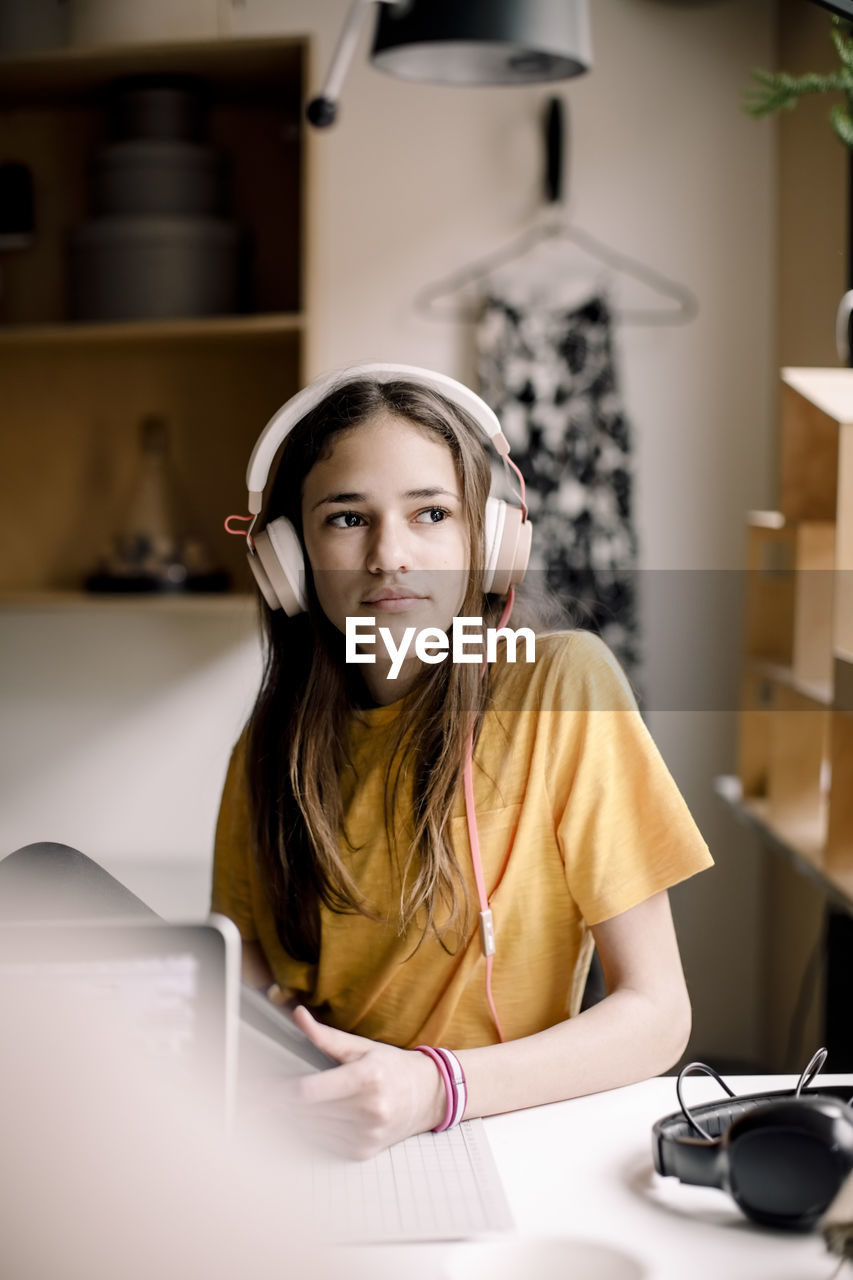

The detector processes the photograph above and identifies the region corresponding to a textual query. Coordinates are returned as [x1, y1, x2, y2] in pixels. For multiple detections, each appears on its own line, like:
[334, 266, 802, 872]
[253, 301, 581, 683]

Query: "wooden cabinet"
[0, 36, 310, 599]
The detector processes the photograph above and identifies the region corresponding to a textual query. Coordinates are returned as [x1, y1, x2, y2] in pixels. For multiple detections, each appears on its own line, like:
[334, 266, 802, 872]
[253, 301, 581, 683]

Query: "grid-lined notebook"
[311, 1118, 513, 1243]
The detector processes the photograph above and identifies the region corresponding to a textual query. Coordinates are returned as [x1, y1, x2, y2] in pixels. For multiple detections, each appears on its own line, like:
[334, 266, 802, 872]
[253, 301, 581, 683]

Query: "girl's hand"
[289, 1006, 447, 1159]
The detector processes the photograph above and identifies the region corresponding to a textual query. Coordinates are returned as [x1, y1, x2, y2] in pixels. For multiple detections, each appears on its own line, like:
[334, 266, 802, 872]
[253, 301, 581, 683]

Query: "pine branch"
[831, 24, 853, 73]
[830, 100, 853, 146]
[743, 14, 853, 145]
[744, 68, 849, 119]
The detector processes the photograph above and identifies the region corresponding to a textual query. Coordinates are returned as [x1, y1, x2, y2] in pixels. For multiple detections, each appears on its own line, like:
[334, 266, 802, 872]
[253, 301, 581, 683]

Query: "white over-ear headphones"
[238, 362, 532, 615]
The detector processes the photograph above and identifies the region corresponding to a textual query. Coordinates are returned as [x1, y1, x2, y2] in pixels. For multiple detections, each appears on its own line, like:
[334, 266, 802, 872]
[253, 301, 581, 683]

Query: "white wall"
[0, 0, 779, 1061]
[0, 603, 263, 917]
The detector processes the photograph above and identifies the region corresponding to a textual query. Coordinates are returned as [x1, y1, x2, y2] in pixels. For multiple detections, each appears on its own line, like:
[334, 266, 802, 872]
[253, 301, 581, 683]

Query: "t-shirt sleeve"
[551, 632, 713, 924]
[210, 734, 259, 941]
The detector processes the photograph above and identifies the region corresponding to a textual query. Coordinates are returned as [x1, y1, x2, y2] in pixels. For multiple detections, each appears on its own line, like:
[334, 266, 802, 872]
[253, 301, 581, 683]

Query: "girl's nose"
[366, 517, 409, 574]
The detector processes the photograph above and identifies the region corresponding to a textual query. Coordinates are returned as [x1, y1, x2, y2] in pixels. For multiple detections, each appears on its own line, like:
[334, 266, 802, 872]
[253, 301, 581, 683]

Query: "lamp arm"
[306, 0, 396, 128]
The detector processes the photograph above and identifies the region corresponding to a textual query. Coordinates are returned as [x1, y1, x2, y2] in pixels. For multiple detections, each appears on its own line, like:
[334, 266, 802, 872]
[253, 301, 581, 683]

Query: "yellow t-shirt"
[211, 631, 712, 1049]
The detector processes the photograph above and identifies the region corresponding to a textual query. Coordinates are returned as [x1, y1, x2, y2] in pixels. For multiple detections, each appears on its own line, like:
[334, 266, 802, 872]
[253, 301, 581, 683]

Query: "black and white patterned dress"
[477, 292, 641, 689]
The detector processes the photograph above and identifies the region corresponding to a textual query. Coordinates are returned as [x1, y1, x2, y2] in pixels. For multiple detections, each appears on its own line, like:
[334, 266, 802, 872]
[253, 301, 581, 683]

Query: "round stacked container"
[69, 77, 241, 322]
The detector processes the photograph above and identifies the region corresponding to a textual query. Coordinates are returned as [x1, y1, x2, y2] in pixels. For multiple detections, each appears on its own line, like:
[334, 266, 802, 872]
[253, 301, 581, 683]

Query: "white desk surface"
[335, 1074, 853, 1280]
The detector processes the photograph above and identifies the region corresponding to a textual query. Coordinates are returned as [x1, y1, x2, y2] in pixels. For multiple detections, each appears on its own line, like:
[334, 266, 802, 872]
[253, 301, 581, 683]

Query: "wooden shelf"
[0, 33, 309, 596]
[0, 331, 300, 592]
[0, 313, 305, 348]
[742, 657, 832, 708]
[716, 774, 853, 914]
[743, 509, 835, 692]
[0, 36, 305, 326]
[0, 36, 304, 105]
[0, 589, 257, 615]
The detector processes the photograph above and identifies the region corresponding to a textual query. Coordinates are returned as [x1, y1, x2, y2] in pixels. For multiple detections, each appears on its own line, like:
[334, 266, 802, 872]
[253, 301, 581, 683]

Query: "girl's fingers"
[287, 1009, 423, 1155]
[291, 1004, 368, 1066]
[297, 1058, 369, 1106]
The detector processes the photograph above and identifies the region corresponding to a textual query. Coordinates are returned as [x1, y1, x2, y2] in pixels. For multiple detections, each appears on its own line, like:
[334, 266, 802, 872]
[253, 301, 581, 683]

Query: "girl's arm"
[290, 888, 692, 1158]
[457, 888, 691, 1116]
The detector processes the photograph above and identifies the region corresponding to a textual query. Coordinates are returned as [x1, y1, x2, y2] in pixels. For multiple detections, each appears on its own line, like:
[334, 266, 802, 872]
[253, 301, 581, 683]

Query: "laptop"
[0, 913, 242, 1130]
[0, 912, 512, 1243]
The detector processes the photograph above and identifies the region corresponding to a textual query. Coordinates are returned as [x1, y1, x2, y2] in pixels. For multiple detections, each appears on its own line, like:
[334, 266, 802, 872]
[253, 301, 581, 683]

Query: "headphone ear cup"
[247, 538, 281, 611]
[483, 496, 532, 595]
[726, 1099, 853, 1230]
[250, 518, 307, 615]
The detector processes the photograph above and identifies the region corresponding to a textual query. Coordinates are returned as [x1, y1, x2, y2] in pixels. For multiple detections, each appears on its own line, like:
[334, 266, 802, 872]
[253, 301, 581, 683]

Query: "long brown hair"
[246, 377, 506, 961]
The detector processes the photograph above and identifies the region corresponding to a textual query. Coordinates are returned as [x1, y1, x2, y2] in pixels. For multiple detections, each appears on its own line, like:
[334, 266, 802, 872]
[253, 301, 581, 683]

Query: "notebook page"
[311, 1119, 513, 1243]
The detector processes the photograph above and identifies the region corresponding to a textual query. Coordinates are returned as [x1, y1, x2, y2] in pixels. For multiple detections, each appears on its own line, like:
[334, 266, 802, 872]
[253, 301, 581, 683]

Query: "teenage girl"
[213, 364, 712, 1158]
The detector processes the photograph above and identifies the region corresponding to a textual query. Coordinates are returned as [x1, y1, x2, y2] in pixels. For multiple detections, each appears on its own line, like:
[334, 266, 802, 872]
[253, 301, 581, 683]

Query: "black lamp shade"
[370, 0, 592, 85]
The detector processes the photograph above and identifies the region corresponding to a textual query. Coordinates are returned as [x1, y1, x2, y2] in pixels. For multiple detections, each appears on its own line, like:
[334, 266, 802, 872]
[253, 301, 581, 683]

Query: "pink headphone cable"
[224, 512, 257, 553]
[462, 585, 517, 1045]
[504, 455, 528, 521]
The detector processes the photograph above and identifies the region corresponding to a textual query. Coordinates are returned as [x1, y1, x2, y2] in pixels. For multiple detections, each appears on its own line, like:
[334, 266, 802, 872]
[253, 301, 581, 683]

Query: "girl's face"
[301, 411, 472, 688]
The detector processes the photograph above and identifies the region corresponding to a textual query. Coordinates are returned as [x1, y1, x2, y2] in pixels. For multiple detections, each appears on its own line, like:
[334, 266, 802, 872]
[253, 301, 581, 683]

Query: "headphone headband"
[239, 362, 531, 612]
[654, 1084, 853, 1169]
[245, 362, 511, 515]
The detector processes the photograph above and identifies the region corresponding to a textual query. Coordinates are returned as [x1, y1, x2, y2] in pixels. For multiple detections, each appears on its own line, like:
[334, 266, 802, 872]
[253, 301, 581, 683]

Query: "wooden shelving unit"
[716, 776, 853, 916]
[732, 368, 853, 899]
[0, 35, 310, 599]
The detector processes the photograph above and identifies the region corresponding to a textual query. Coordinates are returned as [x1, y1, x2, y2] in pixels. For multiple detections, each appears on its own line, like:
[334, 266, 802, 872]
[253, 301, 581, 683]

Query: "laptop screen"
[0, 913, 241, 1128]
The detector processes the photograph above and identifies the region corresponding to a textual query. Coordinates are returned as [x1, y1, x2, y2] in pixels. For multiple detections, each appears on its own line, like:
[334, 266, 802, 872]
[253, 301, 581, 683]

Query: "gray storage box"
[69, 216, 240, 321]
[92, 142, 225, 217]
[107, 80, 206, 141]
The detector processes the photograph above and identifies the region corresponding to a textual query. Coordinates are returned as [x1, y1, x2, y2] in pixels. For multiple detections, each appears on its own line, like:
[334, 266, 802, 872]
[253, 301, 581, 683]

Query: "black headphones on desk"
[652, 1054, 853, 1231]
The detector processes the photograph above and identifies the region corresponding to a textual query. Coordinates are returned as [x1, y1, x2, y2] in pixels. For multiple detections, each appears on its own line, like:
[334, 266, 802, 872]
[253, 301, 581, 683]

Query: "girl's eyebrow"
[311, 486, 459, 511]
[312, 490, 366, 509]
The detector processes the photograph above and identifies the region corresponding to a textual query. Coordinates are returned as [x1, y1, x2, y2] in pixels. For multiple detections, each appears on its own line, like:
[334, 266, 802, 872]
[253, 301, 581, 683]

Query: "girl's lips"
[361, 595, 426, 613]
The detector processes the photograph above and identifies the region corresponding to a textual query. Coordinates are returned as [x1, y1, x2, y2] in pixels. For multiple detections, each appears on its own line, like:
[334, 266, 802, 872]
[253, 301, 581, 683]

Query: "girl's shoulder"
[490, 628, 639, 712]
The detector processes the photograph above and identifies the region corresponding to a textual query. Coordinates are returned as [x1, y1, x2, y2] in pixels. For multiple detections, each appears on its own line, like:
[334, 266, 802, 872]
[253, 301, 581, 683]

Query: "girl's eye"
[416, 506, 449, 524]
[327, 511, 365, 528]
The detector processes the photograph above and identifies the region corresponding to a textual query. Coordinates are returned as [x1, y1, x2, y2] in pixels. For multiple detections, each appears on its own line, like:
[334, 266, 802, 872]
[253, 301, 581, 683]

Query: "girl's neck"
[360, 655, 422, 706]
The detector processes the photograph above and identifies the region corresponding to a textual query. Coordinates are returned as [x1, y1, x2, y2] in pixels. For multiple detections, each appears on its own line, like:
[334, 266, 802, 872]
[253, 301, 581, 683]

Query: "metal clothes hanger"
[414, 97, 700, 326]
